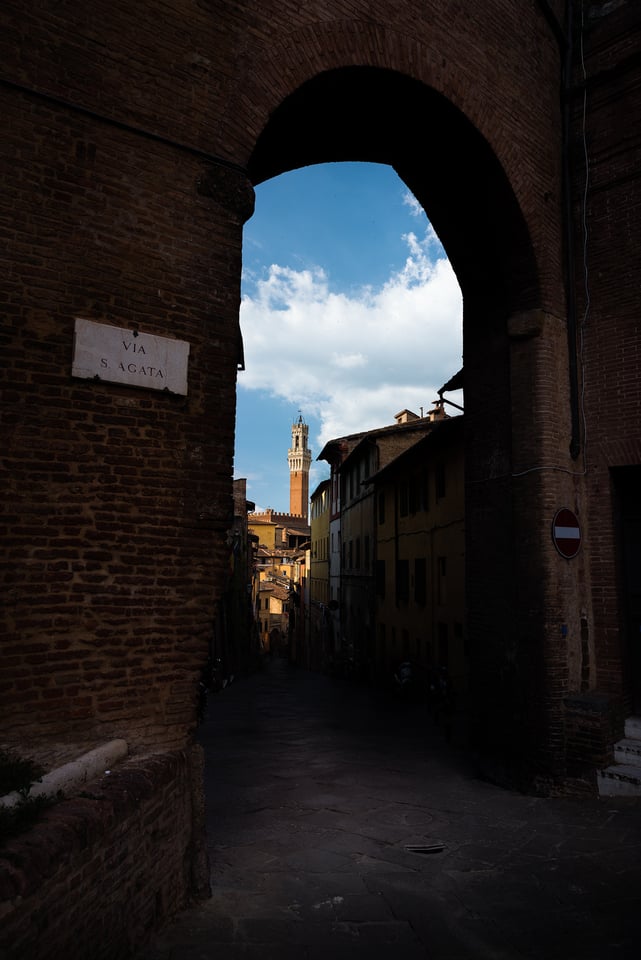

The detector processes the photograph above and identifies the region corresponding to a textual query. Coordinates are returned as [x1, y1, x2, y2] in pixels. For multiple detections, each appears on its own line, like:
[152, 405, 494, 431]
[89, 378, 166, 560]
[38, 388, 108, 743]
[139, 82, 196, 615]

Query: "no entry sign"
[552, 508, 581, 559]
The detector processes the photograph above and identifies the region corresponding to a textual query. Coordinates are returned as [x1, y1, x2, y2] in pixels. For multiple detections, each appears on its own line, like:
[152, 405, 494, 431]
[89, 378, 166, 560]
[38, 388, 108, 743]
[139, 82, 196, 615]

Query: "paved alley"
[138, 658, 641, 959]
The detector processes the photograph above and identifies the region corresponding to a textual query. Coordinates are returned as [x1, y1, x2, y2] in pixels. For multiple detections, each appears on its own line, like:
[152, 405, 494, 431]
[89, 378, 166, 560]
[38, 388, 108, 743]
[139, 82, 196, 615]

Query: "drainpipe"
[536, 0, 582, 461]
[562, 0, 582, 460]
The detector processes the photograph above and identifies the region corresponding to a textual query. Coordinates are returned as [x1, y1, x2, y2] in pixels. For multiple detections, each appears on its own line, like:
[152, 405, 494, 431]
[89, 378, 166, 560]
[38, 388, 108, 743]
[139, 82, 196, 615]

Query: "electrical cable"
[0, 75, 248, 176]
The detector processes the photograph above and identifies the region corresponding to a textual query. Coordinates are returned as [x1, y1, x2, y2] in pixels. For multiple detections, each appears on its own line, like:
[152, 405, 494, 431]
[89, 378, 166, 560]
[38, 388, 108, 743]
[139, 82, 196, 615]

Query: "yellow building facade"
[309, 479, 331, 670]
[310, 480, 331, 607]
[373, 416, 466, 703]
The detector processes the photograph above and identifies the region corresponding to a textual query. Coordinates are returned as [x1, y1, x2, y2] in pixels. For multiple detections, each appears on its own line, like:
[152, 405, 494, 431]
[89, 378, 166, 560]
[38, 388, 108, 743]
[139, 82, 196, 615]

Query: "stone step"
[597, 717, 641, 796]
[615, 737, 641, 765]
[597, 762, 641, 797]
[625, 716, 641, 740]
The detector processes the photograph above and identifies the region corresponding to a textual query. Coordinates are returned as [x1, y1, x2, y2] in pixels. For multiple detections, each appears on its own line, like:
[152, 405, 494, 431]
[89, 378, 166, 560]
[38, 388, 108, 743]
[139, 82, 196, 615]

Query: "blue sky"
[234, 162, 463, 513]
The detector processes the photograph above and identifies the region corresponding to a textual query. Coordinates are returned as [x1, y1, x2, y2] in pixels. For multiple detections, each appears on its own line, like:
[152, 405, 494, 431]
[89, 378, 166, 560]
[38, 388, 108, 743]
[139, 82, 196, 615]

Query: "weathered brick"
[0, 0, 638, 952]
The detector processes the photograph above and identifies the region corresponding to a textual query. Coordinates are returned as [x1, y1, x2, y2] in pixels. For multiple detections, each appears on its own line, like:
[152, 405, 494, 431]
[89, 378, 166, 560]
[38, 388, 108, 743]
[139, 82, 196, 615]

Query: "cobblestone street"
[139, 659, 641, 959]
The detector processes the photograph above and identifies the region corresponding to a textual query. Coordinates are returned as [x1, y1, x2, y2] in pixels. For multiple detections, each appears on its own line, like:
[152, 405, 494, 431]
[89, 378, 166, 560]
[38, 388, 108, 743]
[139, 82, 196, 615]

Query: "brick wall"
[0, 79, 252, 752]
[0, 747, 208, 960]
[575, 3, 641, 712]
[0, 1, 639, 949]
[0, 0, 566, 770]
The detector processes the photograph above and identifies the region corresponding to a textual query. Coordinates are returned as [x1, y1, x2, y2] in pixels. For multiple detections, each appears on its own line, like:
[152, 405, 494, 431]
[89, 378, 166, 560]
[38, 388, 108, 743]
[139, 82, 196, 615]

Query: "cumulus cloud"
[238, 225, 463, 450]
[402, 191, 424, 217]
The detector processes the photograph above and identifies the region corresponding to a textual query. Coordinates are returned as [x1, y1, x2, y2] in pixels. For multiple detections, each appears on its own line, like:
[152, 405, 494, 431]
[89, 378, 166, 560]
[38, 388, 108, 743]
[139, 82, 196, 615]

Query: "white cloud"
[238, 227, 463, 449]
[402, 191, 424, 218]
[331, 352, 367, 369]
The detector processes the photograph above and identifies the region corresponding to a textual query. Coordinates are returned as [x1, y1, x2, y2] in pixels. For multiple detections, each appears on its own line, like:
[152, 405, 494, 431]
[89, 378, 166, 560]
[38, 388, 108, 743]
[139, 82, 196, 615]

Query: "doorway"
[614, 466, 641, 713]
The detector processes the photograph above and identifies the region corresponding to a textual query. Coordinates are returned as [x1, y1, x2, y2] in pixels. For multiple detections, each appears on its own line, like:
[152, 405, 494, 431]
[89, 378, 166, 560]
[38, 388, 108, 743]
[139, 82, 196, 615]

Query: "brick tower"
[288, 414, 311, 520]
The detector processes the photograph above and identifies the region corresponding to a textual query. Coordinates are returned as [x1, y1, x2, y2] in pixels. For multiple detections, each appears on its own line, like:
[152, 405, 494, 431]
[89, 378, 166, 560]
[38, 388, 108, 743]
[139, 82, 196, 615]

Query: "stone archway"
[0, 0, 598, 800]
[243, 63, 583, 789]
[3, 2, 638, 951]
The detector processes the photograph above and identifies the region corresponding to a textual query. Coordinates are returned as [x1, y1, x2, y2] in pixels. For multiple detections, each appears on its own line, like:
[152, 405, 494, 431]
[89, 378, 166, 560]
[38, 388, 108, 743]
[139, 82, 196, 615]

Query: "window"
[378, 623, 386, 662]
[396, 559, 409, 605]
[422, 468, 429, 511]
[355, 537, 361, 569]
[437, 556, 447, 604]
[408, 474, 419, 514]
[414, 557, 427, 606]
[437, 622, 449, 667]
[399, 481, 409, 517]
[378, 491, 386, 524]
[375, 559, 386, 598]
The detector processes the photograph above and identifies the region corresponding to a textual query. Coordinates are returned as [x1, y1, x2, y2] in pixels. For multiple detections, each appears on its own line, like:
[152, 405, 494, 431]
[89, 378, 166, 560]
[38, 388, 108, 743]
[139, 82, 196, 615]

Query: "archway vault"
[248, 66, 542, 318]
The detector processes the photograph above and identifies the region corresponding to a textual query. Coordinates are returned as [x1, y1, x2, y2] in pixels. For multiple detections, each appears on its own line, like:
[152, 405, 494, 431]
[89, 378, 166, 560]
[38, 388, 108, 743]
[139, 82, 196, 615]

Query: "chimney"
[394, 409, 420, 425]
[428, 399, 448, 422]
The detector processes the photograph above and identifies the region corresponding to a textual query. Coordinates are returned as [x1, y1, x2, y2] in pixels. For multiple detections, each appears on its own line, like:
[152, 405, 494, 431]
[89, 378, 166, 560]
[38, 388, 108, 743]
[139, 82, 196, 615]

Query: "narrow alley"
[139, 660, 641, 959]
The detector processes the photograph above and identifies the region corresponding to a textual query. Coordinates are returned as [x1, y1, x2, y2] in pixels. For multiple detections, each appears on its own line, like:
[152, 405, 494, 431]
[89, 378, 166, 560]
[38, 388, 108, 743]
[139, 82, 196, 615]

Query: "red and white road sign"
[552, 508, 581, 559]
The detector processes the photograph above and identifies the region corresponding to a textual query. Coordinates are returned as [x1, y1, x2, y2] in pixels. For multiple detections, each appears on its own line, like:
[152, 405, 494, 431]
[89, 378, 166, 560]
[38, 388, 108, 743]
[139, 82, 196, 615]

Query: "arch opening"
[248, 66, 541, 318]
[238, 65, 548, 786]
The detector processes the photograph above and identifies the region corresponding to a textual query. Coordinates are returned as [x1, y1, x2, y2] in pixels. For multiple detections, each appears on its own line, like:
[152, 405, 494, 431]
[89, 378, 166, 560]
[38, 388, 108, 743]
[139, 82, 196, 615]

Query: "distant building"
[248, 511, 309, 550]
[257, 579, 290, 655]
[248, 415, 311, 549]
[288, 414, 312, 521]
[371, 415, 466, 703]
[247, 416, 312, 661]
[211, 479, 261, 680]
[309, 479, 331, 671]
[317, 406, 449, 676]
[337, 413, 438, 677]
[316, 430, 368, 669]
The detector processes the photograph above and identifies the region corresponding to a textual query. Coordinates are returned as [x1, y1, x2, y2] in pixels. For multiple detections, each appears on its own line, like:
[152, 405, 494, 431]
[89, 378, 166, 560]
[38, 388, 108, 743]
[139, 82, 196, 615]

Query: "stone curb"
[0, 740, 128, 808]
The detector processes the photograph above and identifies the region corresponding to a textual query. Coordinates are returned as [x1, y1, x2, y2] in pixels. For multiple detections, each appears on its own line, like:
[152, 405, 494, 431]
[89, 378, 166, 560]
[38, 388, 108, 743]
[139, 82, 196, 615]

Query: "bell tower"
[288, 414, 311, 520]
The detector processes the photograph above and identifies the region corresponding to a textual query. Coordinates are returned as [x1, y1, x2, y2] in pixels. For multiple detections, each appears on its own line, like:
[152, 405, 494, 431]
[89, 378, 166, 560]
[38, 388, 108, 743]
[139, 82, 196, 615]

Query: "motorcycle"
[393, 660, 414, 699]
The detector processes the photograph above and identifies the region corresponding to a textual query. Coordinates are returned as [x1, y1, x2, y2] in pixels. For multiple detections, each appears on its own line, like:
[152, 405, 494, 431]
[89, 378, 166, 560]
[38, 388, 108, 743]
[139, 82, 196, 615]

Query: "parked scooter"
[197, 657, 234, 722]
[393, 660, 414, 699]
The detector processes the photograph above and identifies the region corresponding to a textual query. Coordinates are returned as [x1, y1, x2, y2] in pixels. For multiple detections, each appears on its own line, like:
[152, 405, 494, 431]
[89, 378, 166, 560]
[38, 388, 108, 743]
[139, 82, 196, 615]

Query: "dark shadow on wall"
[248, 66, 540, 319]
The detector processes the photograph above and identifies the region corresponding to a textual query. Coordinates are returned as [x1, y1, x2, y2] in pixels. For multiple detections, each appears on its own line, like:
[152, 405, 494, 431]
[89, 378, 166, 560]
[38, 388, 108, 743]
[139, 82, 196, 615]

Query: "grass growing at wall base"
[0, 749, 60, 845]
